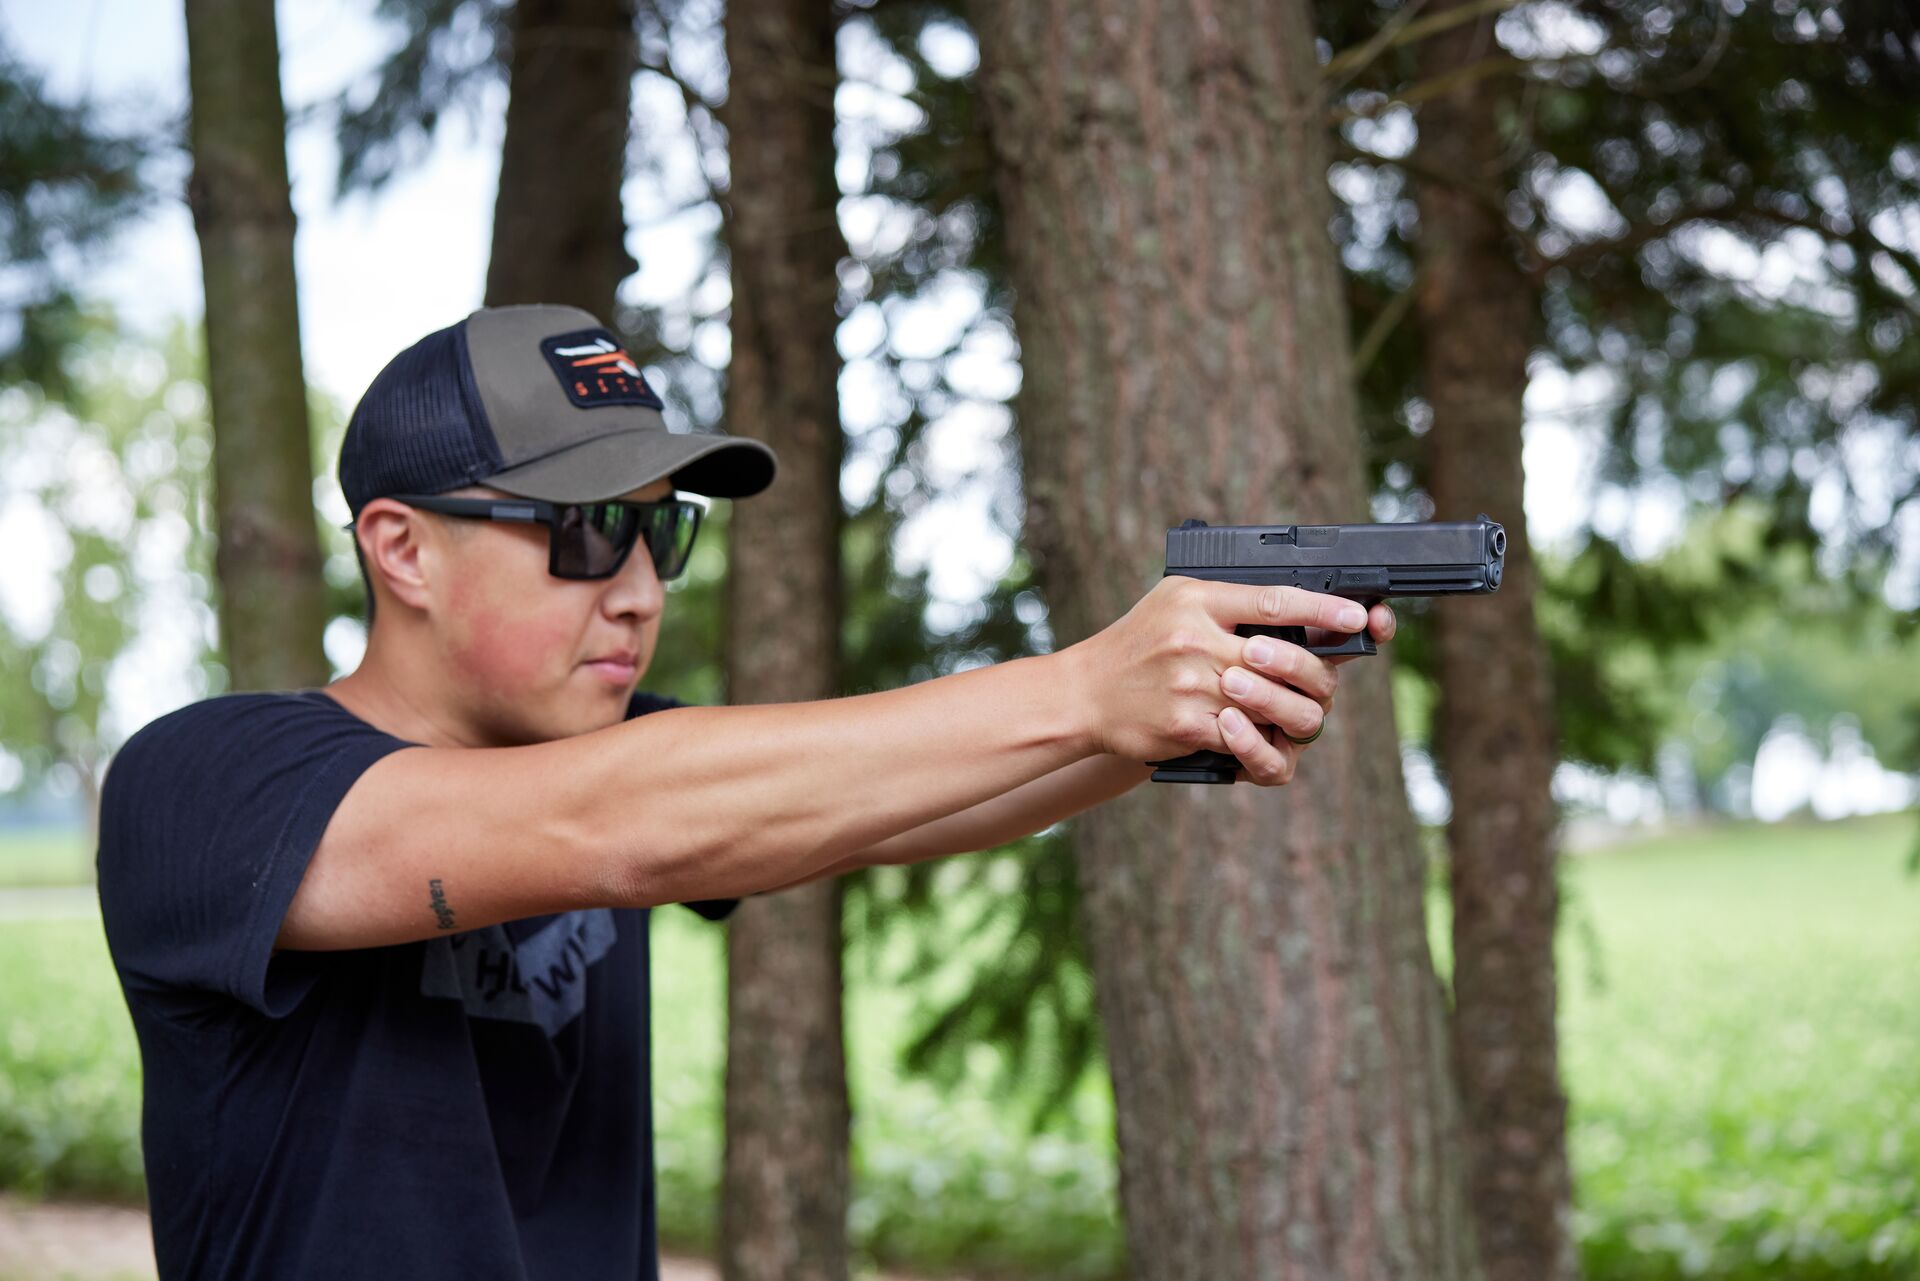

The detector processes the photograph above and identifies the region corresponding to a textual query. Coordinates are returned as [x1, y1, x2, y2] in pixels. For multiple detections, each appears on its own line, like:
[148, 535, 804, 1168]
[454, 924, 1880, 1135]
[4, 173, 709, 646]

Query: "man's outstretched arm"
[764, 600, 1396, 890]
[280, 580, 1371, 950]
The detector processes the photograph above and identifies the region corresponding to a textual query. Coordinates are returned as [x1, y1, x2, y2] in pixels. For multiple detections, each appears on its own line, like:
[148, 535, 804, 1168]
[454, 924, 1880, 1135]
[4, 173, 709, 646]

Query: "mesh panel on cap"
[339, 321, 505, 514]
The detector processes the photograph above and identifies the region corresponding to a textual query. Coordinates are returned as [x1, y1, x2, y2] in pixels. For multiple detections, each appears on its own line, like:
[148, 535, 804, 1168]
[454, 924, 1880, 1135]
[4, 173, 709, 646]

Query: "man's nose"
[602, 545, 666, 620]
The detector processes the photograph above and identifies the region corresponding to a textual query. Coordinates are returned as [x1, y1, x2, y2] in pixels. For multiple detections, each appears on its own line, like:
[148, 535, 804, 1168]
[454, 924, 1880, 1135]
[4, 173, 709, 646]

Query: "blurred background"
[0, 1, 1916, 1279]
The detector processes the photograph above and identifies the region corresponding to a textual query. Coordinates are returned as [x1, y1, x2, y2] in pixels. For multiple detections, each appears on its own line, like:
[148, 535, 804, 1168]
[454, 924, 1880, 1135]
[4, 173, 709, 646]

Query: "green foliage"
[867, 833, 1101, 1129]
[1658, 600, 1920, 807]
[0, 918, 143, 1201]
[330, 0, 509, 195]
[1324, 0, 1920, 793]
[0, 318, 219, 801]
[0, 37, 154, 399]
[648, 904, 1126, 1278]
[1539, 500, 1779, 773]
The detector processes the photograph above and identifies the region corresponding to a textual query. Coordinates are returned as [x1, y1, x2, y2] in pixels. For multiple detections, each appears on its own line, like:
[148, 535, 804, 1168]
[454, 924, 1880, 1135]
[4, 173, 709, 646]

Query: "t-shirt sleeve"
[97, 693, 413, 1017]
[624, 690, 738, 923]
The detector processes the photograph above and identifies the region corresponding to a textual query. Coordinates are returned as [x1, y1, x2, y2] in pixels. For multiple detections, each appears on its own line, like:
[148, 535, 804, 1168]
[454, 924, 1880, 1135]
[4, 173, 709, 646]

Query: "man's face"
[420, 478, 678, 745]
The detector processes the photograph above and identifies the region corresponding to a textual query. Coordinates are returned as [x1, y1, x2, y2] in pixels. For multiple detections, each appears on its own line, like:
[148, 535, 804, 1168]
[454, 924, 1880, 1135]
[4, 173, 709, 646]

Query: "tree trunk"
[485, 0, 639, 317]
[973, 5, 1481, 1278]
[717, 3, 851, 1280]
[183, 0, 330, 693]
[1412, 8, 1579, 1281]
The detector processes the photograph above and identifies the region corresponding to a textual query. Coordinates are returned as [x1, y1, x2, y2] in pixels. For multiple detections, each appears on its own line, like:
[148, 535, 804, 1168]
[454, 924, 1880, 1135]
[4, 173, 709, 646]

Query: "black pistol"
[1148, 515, 1507, 784]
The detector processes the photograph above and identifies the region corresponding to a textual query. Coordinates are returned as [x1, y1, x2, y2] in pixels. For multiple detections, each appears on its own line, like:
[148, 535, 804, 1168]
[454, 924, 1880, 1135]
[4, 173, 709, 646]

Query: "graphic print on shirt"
[418, 909, 617, 1035]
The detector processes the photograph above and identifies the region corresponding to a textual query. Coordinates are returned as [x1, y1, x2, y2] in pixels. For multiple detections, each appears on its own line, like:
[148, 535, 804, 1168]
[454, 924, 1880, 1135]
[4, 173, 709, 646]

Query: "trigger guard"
[1302, 631, 1375, 658]
[1232, 622, 1378, 659]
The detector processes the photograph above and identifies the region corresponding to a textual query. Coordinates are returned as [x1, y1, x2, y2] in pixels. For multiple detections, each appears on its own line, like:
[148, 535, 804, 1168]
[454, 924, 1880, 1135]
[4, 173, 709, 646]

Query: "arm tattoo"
[428, 878, 457, 931]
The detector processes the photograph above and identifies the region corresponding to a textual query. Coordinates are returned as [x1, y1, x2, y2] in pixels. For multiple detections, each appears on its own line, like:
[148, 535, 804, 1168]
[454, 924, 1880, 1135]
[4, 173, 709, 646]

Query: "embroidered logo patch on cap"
[540, 329, 665, 409]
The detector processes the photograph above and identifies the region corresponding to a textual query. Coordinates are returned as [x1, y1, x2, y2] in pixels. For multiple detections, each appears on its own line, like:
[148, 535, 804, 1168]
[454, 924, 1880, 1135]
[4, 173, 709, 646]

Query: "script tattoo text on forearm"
[428, 878, 457, 930]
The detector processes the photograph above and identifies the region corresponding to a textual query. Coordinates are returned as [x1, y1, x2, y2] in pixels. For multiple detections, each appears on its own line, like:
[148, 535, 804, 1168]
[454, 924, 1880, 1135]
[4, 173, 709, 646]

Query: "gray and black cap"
[339, 303, 777, 515]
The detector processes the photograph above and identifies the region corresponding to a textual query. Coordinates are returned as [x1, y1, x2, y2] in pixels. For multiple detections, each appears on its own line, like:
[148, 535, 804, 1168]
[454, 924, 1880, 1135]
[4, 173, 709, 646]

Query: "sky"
[1, 0, 1912, 823]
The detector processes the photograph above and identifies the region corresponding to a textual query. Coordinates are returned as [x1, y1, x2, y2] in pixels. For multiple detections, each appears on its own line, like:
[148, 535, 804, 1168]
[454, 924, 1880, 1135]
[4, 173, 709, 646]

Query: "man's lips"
[583, 653, 639, 682]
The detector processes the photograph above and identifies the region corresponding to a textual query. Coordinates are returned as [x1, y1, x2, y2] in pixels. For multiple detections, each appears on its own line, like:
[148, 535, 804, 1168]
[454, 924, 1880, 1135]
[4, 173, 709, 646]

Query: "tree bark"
[973, 5, 1481, 1278]
[1412, 8, 1579, 1281]
[485, 0, 639, 317]
[718, 3, 851, 1280]
[183, 0, 330, 693]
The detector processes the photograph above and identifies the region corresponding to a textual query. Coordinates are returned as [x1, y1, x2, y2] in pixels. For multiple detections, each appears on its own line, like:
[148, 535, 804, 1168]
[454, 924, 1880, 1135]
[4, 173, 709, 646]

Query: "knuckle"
[1171, 714, 1211, 749]
[1170, 668, 1207, 697]
[1258, 586, 1293, 621]
[1165, 627, 1206, 658]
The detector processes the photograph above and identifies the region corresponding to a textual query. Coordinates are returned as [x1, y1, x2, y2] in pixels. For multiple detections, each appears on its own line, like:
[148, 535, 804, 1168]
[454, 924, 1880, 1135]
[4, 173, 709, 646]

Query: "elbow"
[547, 743, 738, 908]
[593, 808, 801, 908]
[593, 823, 727, 910]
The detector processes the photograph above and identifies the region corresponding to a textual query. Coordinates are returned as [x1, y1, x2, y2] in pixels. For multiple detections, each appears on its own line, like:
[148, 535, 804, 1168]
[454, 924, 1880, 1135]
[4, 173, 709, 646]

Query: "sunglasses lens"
[552, 503, 640, 578]
[551, 502, 699, 579]
[646, 502, 701, 578]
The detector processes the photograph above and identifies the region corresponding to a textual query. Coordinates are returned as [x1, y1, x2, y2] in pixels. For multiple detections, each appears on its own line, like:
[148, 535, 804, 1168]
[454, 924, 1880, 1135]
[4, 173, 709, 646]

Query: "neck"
[325, 623, 490, 749]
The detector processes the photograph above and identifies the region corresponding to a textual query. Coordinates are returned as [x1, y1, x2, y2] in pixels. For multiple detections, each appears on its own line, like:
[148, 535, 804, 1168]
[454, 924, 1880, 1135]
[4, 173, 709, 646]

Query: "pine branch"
[1321, 0, 1523, 86]
[1351, 266, 1422, 378]
[1329, 53, 1530, 122]
[1320, 0, 1431, 93]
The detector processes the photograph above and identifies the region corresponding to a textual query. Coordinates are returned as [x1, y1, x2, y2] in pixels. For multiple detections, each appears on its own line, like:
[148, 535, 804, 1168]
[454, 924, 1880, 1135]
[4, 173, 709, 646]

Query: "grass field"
[1551, 815, 1920, 1281]
[2, 813, 1915, 1279]
[0, 827, 95, 890]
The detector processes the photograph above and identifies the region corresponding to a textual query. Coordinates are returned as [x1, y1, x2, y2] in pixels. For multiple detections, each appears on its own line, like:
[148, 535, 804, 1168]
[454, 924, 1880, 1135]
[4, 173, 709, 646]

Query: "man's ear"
[355, 499, 435, 614]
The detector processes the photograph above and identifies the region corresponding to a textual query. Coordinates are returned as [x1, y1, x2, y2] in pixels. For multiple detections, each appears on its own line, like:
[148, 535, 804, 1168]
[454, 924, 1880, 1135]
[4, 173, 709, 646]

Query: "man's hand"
[1212, 599, 1395, 784]
[1064, 577, 1394, 785]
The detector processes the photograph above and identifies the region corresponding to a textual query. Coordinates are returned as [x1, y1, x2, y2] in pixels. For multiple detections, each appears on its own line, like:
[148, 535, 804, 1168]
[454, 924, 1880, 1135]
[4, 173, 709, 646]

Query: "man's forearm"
[576, 650, 1100, 906]
[856, 753, 1149, 868]
[765, 753, 1152, 891]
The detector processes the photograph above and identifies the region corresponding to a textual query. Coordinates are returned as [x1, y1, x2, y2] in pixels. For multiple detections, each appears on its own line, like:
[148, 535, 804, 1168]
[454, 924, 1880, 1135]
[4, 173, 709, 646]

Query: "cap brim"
[481, 429, 778, 502]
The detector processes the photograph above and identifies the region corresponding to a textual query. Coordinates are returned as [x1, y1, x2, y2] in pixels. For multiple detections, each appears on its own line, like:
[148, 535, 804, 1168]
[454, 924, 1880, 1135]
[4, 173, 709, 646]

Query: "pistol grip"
[1148, 750, 1241, 785]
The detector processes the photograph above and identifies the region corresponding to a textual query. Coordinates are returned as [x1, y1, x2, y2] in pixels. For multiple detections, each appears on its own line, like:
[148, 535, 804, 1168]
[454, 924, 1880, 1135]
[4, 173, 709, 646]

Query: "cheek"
[444, 578, 579, 689]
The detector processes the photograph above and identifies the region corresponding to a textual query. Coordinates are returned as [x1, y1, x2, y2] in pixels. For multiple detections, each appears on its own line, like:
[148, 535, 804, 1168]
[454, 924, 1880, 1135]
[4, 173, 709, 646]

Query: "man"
[96, 303, 1395, 1280]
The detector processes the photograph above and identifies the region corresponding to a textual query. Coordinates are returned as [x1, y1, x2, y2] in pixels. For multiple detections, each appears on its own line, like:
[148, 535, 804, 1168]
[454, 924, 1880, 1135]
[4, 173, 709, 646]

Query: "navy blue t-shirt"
[95, 687, 729, 1281]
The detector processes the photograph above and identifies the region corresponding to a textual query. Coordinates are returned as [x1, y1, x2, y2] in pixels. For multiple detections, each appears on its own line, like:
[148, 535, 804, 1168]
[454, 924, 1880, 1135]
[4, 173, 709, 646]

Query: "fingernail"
[1220, 707, 1248, 734]
[1223, 669, 1253, 696]
[1340, 603, 1367, 629]
[1246, 637, 1277, 666]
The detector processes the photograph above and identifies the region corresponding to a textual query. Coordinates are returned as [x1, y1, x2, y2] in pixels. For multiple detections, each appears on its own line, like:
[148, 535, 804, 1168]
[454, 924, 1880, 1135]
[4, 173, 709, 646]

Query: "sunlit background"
[4, 2, 1915, 833]
[1, 2, 1917, 1278]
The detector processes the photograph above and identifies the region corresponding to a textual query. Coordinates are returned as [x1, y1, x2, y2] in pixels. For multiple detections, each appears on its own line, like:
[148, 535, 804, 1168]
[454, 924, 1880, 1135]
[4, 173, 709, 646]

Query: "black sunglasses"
[383, 494, 705, 581]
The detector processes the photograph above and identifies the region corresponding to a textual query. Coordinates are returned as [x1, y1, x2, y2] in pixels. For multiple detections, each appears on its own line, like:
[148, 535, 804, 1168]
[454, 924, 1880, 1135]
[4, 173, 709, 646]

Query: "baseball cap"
[339, 304, 778, 516]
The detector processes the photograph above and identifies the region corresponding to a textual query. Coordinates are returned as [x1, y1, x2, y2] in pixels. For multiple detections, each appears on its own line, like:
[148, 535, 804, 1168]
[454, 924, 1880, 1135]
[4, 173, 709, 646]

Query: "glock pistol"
[1148, 515, 1507, 784]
